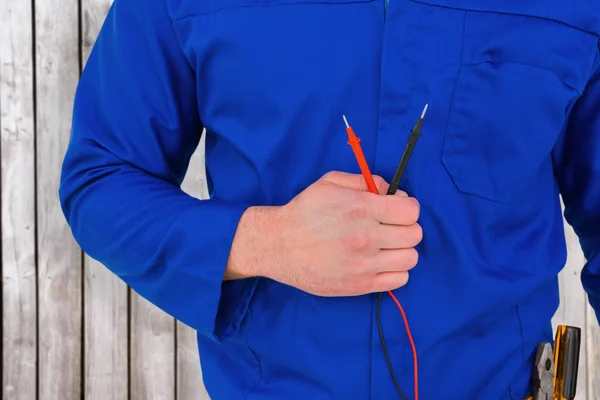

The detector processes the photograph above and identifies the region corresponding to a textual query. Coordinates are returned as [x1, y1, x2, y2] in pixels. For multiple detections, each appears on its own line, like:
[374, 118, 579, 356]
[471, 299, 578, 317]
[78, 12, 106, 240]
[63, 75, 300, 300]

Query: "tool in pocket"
[526, 325, 581, 400]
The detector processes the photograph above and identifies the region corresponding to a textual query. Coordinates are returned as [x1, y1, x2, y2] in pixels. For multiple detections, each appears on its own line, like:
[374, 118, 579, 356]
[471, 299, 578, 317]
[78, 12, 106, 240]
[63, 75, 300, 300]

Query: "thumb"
[321, 171, 389, 192]
[374, 177, 410, 196]
[373, 176, 408, 196]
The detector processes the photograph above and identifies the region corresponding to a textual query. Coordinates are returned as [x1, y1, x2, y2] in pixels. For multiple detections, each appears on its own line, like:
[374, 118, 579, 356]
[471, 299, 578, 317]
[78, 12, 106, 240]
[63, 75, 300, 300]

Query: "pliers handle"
[525, 325, 581, 400]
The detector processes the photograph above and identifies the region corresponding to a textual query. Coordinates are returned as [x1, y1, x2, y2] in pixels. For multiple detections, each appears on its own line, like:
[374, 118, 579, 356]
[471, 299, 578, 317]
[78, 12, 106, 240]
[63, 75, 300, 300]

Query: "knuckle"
[397, 272, 410, 287]
[321, 170, 343, 182]
[401, 197, 420, 222]
[388, 273, 409, 290]
[410, 198, 421, 219]
[347, 233, 372, 251]
[372, 175, 386, 188]
[412, 224, 423, 244]
[405, 248, 419, 268]
[321, 170, 336, 180]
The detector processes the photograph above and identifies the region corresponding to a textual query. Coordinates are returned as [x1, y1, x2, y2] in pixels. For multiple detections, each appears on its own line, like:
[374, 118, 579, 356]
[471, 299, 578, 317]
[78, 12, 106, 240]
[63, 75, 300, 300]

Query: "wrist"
[224, 205, 285, 281]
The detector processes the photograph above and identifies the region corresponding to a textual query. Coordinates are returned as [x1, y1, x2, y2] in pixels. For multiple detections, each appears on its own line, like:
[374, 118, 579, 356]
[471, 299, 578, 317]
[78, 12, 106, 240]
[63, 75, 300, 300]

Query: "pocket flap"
[409, 0, 600, 37]
[170, 0, 374, 20]
[441, 60, 578, 204]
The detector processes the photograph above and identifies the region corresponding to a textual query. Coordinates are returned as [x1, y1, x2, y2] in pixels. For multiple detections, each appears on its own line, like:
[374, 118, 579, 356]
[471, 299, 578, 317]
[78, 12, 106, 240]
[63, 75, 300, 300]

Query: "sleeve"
[553, 56, 600, 325]
[58, 0, 252, 338]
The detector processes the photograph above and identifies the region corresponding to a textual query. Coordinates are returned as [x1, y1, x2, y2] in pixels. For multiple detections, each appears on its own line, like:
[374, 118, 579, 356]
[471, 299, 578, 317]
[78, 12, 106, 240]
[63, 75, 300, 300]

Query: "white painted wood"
[35, 0, 82, 397]
[131, 294, 175, 400]
[80, 1, 129, 399]
[178, 135, 211, 400]
[1, 1, 37, 399]
[81, 0, 113, 64]
[83, 259, 128, 400]
[176, 321, 210, 400]
[553, 212, 589, 399]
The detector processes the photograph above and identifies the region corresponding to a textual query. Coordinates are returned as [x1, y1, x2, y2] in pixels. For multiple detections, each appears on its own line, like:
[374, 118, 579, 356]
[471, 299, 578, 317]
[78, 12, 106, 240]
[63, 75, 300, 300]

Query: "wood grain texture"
[83, 257, 128, 400]
[80, 1, 128, 399]
[553, 215, 589, 399]
[81, 0, 112, 64]
[131, 295, 175, 400]
[176, 321, 209, 400]
[35, 0, 82, 397]
[178, 135, 210, 400]
[1, 0, 37, 399]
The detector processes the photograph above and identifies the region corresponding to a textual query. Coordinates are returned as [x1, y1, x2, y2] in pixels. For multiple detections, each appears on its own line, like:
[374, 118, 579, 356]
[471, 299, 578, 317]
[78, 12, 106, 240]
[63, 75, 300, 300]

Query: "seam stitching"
[242, 306, 262, 399]
[172, 0, 376, 22]
[406, 0, 600, 39]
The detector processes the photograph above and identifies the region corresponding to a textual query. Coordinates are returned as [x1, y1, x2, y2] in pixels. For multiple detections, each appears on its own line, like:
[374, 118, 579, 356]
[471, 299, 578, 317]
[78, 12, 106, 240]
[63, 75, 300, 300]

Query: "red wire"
[387, 290, 419, 400]
[344, 118, 419, 400]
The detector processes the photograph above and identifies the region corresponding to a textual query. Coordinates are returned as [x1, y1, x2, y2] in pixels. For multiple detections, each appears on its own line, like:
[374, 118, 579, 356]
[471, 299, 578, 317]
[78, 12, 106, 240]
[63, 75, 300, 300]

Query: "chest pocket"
[410, 0, 599, 204]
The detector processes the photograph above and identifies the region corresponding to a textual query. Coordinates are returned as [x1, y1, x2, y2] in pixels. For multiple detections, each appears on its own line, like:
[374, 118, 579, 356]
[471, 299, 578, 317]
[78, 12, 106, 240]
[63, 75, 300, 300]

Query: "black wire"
[377, 292, 409, 400]
[378, 106, 426, 399]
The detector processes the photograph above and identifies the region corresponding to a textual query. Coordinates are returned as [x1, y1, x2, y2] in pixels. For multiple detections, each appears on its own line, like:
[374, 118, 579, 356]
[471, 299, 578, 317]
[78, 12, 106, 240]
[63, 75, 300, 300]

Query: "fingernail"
[397, 191, 408, 197]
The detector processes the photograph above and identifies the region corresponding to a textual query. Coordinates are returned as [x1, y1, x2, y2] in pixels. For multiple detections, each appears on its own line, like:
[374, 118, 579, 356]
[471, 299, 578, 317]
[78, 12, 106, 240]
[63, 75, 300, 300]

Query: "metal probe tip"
[421, 104, 429, 119]
[343, 115, 349, 128]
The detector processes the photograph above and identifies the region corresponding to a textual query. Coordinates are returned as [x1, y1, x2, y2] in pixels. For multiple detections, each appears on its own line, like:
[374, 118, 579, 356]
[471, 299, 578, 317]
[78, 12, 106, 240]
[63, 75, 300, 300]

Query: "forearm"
[58, 0, 291, 336]
[225, 205, 288, 281]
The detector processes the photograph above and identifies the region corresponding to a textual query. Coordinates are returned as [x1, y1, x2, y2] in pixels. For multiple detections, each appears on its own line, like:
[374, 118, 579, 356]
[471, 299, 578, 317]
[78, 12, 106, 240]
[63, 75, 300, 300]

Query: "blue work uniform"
[59, 0, 600, 398]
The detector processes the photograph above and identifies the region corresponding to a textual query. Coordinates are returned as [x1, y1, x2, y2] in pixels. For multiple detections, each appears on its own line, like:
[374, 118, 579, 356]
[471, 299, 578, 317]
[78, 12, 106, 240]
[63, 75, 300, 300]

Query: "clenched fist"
[226, 171, 422, 297]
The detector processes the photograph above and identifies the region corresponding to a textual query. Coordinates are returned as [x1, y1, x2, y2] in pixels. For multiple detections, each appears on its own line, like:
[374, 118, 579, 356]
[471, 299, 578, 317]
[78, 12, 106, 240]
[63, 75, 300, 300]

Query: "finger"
[370, 271, 410, 292]
[373, 175, 390, 195]
[366, 195, 420, 225]
[375, 224, 423, 249]
[321, 171, 390, 193]
[372, 175, 408, 197]
[372, 248, 419, 273]
[320, 171, 378, 191]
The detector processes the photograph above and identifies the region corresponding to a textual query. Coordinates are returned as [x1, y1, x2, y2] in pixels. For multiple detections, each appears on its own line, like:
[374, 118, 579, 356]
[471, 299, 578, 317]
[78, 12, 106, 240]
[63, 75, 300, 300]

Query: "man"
[59, 0, 600, 398]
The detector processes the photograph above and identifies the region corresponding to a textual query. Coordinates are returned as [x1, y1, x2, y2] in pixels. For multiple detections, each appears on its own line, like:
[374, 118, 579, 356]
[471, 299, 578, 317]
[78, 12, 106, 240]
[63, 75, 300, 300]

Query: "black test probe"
[387, 104, 428, 195]
[377, 104, 428, 399]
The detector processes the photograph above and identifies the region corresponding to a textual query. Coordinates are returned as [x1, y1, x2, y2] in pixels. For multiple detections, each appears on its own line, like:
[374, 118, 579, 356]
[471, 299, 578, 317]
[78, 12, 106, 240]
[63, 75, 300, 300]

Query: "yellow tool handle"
[554, 325, 581, 400]
[524, 325, 581, 400]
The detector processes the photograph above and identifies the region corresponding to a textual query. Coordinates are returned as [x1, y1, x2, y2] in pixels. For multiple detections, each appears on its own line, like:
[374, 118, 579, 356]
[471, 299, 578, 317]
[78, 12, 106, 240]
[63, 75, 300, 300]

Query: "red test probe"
[343, 110, 427, 400]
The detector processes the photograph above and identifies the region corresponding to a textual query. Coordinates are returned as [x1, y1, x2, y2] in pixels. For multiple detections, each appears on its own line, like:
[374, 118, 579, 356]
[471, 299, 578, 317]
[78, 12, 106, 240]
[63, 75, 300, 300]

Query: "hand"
[226, 171, 422, 297]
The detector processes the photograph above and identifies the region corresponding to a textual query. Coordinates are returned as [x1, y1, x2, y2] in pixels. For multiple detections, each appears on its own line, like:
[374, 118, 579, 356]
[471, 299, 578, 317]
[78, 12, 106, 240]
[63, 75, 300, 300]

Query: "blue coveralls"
[59, 0, 600, 398]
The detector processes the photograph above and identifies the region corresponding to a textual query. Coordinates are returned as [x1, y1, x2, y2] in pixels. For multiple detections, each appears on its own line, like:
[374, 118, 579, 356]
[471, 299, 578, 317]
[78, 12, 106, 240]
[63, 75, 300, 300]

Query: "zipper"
[383, 0, 388, 21]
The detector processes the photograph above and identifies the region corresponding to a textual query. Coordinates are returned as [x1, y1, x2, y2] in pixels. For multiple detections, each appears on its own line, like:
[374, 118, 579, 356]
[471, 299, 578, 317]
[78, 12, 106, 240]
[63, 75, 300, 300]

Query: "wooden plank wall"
[80, 3, 128, 399]
[1, 0, 598, 399]
[2, 0, 210, 398]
